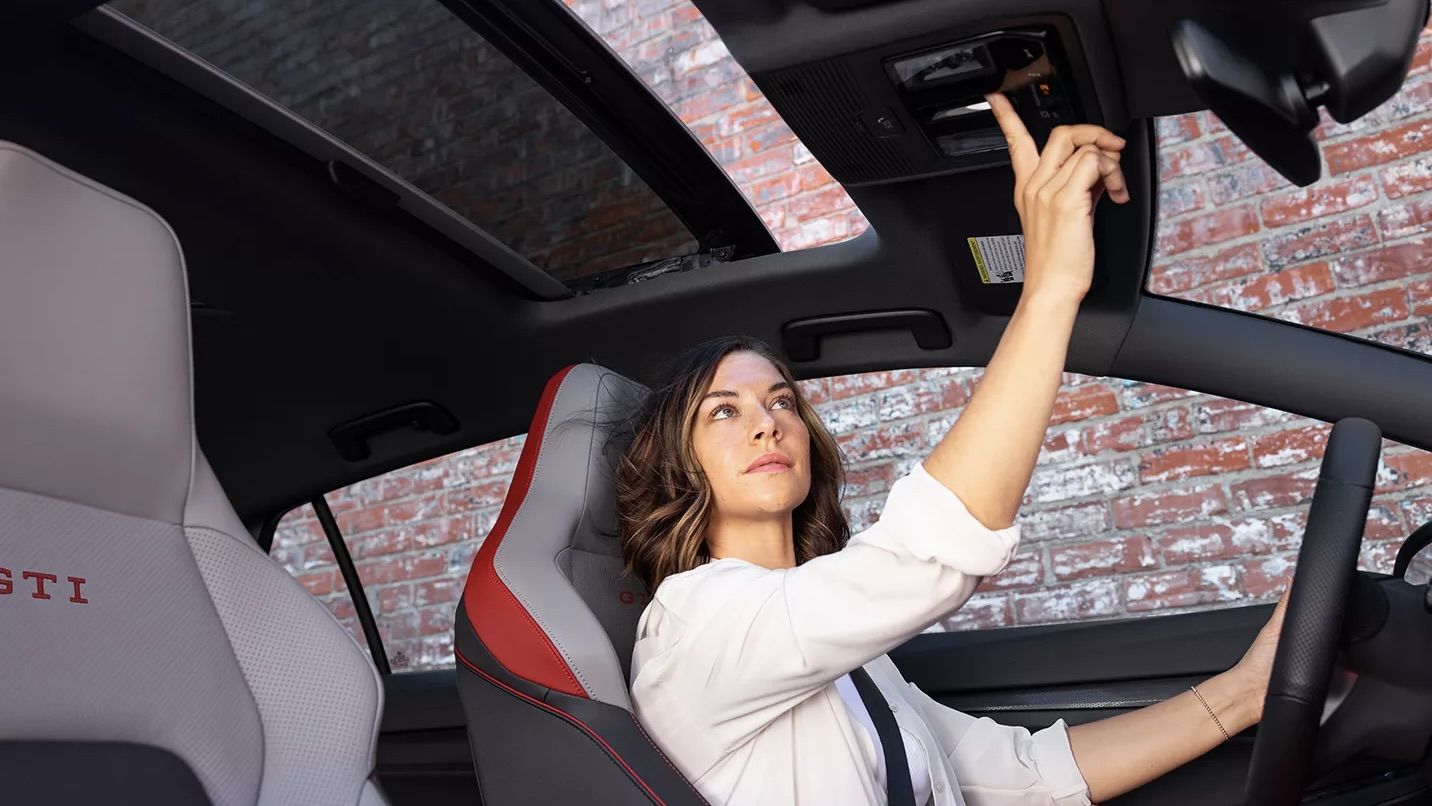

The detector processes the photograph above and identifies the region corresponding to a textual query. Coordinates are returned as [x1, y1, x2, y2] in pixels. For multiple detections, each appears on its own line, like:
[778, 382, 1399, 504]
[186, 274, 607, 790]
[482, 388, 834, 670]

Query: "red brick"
[932, 593, 1011, 631]
[1049, 537, 1156, 581]
[1155, 114, 1200, 145]
[1359, 539, 1402, 574]
[1259, 214, 1378, 269]
[414, 577, 463, 607]
[1365, 321, 1432, 355]
[788, 185, 855, 221]
[1325, 118, 1432, 174]
[1251, 424, 1332, 469]
[1378, 155, 1432, 198]
[1149, 243, 1263, 294]
[831, 369, 918, 399]
[1403, 497, 1432, 528]
[1079, 415, 1145, 454]
[843, 463, 896, 498]
[748, 172, 800, 205]
[404, 518, 468, 549]
[1050, 383, 1119, 425]
[1230, 470, 1318, 511]
[1013, 579, 1121, 624]
[1155, 205, 1260, 258]
[337, 505, 385, 535]
[875, 380, 967, 420]
[1259, 175, 1379, 227]
[419, 606, 454, 636]
[1412, 278, 1432, 316]
[1158, 136, 1252, 182]
[723, 148, 794, 184]
[975, 549, 1045, 591]
[1118, 382, 1197, 410]
[1190, 398, 1293, 434]
[1028, 459, 1137, 504]
[1145, 406, 1196, 443]
[385, 492, 446, 526]
[1241, 555, 1297, 598]
[1285, 287, 1409, 332]
[1221, 262, 1335, 311]
[1112, 485, 1226, 528]
[376, 583, 414, 615]
[297, 570, 334, 597]
[380, 612, 420, 641]
[349, 529, 412, 560]
[796, 378, 830, 404]
[1017, 502, 1111, 542]
[795, 161, 835, 191]
[1139, 437, 1250, 483]
[1328, 239, 1432, 285]
[1207, 161, 1292, 206]
[449, 479, 512, 510]
[1159, 520, 1272, 566]
[1381, 451, 1432, 491]
[1124, 565, 1242, 612]
[302, 542, 335, 570]
[837, 420, 925, 460]
[1377, 197, 1432, 240]
[1159, 183, 1206, 217]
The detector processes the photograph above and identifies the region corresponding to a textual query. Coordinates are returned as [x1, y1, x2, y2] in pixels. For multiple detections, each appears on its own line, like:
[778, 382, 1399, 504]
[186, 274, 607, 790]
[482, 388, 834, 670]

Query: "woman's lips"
[745, 451, 793, 473]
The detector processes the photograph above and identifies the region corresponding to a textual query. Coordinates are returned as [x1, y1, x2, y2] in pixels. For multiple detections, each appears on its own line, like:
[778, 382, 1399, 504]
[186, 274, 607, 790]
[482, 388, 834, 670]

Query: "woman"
[616, 93, 1289, 805]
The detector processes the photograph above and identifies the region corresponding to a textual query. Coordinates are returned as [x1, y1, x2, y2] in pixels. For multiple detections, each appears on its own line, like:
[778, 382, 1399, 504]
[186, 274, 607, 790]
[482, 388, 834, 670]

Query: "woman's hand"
[1229, 582, 1293, 722]
[984, 92, 1130, 304]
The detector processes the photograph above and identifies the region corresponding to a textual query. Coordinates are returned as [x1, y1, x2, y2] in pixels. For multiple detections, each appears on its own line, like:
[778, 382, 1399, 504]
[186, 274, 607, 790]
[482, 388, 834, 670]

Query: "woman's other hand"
[984, 92, 1130, 304]
[1229, 581, 1293, 721]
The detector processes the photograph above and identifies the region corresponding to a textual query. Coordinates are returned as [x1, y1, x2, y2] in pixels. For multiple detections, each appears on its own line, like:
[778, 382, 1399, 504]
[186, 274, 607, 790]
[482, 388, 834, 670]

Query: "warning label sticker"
[967, 235, 1026, 284]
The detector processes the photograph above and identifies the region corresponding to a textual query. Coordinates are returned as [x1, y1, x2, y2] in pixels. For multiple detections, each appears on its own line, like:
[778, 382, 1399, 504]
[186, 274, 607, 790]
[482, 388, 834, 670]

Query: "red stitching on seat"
[457, 647, 665, 806]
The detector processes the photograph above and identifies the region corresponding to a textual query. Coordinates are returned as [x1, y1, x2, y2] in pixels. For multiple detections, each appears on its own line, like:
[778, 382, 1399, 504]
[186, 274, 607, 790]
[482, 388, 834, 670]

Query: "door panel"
[375, 669, 482, 806]
[890, 606, 1431, 805]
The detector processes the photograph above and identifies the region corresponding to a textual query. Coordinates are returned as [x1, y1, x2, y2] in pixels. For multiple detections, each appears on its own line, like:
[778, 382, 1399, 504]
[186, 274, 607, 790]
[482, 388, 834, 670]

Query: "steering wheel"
[1243, 417, 1382, 806]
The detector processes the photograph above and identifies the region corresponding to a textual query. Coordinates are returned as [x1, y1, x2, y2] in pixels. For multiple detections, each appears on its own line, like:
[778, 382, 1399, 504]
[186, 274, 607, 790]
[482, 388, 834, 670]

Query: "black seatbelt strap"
[850, 667, 916, 806]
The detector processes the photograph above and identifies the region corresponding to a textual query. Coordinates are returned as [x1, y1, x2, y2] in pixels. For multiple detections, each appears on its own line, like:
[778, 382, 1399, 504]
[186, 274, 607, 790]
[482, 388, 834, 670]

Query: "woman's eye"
[711, 404, 737, 420]
[771, 395, 795, 410]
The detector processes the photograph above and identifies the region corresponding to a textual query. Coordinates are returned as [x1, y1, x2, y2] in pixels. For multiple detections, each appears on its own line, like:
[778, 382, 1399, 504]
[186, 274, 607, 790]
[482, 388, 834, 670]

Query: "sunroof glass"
[109, 0, 699, 285]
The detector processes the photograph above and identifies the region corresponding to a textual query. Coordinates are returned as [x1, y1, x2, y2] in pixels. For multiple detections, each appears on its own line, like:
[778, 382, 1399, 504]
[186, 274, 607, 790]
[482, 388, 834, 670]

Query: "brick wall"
[267, 6, 1432, 670]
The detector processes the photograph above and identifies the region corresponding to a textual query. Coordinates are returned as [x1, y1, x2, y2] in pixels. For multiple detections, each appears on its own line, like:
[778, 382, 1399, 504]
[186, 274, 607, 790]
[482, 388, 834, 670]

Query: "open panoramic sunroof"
[104, 0, 778, 294]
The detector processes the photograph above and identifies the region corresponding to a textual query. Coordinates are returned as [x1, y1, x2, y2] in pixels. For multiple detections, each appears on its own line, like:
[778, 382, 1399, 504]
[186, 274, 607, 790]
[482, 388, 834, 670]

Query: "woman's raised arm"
[922, 93, 1129, 531]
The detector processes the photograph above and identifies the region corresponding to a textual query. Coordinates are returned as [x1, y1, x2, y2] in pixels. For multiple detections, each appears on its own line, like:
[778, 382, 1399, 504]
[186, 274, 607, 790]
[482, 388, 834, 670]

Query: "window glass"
[270, 434, 525, 672]
[802, 369, 1432, 632]
[110, 0, 698, 285]
[1147, 22, 1432, 359]
[561, 0, 870, 250]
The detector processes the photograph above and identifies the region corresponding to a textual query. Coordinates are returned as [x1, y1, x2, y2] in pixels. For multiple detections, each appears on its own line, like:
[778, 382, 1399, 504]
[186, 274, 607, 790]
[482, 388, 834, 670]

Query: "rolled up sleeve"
[906, 682, 1092, 805]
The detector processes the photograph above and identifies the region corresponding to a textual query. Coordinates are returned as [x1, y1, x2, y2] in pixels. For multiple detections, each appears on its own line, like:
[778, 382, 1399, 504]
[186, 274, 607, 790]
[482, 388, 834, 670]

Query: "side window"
[269, 434, 526, 672]
[806, 370, 1432, 633]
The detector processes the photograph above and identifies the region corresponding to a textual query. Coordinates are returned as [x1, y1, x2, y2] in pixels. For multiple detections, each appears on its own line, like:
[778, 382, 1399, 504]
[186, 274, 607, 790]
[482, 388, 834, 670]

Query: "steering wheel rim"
[1243, 417, 1382, 806]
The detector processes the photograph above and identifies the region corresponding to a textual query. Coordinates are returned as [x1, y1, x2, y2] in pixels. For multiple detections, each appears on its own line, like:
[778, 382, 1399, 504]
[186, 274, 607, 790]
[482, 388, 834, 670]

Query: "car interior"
[3, 0, 1432, 804]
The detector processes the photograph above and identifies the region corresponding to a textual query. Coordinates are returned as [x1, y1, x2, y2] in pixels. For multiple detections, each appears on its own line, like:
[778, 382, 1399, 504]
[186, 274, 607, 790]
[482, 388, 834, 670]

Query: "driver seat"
[0, 142, 390, 805]
[455, 363, 708, 805]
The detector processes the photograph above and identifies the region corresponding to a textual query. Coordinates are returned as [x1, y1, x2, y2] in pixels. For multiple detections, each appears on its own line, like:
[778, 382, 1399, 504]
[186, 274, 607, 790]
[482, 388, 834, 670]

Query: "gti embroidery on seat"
[0, 568, 88, 603]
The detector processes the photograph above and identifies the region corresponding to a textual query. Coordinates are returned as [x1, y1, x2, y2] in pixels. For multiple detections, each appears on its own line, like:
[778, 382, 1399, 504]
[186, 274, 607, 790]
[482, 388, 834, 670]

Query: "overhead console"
[752, 19, 1093, 185]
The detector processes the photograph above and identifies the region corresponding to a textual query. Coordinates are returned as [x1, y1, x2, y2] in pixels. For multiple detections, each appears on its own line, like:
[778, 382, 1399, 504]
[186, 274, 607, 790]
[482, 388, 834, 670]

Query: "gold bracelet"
[1190, 685, 1230, 742]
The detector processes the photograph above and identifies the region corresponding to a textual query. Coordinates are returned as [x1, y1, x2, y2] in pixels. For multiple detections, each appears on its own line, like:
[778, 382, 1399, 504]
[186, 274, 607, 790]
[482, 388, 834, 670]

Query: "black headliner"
[3, 0, 1430, 535]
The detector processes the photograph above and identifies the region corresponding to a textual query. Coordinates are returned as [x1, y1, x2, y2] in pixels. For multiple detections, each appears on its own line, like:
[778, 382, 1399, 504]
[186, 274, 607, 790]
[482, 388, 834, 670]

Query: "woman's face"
[690, 351, 812, 521]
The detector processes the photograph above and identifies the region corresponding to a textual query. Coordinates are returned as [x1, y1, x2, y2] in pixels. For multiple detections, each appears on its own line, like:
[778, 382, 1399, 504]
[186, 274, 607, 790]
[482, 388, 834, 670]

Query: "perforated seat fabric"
[0, 141, 389, 806]
[455, 364, 708, 805]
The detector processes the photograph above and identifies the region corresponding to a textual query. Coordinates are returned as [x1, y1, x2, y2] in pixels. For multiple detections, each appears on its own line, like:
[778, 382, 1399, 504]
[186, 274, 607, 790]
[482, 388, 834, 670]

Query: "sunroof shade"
[110, 0, 699, 285]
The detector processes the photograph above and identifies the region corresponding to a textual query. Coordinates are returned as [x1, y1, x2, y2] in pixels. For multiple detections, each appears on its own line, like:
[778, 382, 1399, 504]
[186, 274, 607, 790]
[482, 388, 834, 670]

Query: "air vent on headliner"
[755, 57, 915, 184]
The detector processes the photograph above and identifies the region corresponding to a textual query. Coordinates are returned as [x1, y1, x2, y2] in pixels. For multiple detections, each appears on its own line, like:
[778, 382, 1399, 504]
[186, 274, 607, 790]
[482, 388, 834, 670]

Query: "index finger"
[985, 92, 1038, 177]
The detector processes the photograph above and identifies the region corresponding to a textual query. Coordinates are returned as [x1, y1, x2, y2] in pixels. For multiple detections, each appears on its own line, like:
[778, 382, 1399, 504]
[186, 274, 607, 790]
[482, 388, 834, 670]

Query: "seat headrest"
[0, 142, 244, 535]
[460, 363, 651, 709]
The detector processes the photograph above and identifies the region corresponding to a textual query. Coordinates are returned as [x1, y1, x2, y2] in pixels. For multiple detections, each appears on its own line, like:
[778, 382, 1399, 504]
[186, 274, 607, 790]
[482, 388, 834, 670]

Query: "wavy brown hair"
[615, 336, 849, 592]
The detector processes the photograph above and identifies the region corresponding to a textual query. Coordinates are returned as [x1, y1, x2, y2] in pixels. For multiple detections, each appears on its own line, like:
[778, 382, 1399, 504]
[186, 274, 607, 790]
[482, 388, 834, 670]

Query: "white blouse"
[629, 462, 1092, 806]
[833, 672, 934, 805]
